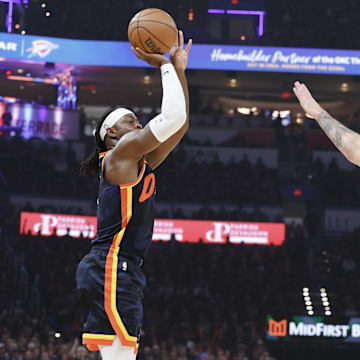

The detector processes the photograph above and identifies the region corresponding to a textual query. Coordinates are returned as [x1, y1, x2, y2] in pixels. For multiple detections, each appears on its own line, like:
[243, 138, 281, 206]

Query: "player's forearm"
[159, 63, 186, 122]
[175, 68, 189, 130]
[316, 111, 360, 164]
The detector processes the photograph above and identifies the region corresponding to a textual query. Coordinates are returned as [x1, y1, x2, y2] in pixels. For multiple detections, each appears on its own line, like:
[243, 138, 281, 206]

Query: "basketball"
[128, 8, 178, 55]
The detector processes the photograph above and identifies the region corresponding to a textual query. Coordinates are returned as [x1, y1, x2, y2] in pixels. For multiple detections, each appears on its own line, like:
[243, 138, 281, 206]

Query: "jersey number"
[139, 174, 156, 203]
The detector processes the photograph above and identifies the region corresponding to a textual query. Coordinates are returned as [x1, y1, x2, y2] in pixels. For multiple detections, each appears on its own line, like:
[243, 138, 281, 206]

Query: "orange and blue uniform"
[76, 152, 156, 354]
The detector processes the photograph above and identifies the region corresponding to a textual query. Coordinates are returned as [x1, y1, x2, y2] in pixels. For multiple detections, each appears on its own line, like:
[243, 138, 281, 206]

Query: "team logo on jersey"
[122, 262, 128, 272]
[27, 40, 59, 58]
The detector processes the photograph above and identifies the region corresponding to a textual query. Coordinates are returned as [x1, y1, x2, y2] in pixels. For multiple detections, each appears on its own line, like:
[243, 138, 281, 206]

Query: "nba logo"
[268, 319, 287, 337]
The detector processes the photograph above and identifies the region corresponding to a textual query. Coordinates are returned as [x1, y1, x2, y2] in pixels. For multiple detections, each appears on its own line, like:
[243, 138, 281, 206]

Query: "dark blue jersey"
[91, 152, 156, 260]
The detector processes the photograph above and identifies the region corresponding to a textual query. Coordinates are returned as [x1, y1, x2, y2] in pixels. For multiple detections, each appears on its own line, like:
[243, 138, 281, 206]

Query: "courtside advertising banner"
[2, 32, 360, 75]
[20, 212, 285, 245]
[20, 212, 97, 238]
[266, 315, 360, 343]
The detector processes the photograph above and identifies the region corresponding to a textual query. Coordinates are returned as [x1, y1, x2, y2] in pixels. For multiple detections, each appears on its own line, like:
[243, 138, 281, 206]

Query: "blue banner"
[1, 32, 360, 75]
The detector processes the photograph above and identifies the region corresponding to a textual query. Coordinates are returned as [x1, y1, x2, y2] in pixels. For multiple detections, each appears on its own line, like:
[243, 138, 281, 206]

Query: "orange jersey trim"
[99, 152, 146, 189]
[119, 160, 147, 189]
[99, 150, 111, 172]
[82, 334, 115, 351]
[103, 187, 138, 354]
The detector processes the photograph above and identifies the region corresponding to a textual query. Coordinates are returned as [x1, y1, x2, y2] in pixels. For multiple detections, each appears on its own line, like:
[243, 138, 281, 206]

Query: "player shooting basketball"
[77, 30, 192, 360]
[294, 81, 360, 166]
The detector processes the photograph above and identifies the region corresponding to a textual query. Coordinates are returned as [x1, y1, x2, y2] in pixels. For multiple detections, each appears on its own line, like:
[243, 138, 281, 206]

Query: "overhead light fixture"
[229, 78, 237, 87]
[340, 82, 349, 92]
[143, 75, 150, 84]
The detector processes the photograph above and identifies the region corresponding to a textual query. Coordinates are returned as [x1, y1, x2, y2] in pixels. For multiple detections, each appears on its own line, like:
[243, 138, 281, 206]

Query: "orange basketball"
[128, 8, 178, 55]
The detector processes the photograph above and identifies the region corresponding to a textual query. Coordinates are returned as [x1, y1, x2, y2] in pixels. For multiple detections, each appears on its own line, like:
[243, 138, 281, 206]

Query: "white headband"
[99, 108, 135, 141]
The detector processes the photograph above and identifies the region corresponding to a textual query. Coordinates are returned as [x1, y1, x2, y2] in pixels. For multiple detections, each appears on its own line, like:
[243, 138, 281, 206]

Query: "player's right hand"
[131, 47, 170, 67]
[293, 81, 324, 120]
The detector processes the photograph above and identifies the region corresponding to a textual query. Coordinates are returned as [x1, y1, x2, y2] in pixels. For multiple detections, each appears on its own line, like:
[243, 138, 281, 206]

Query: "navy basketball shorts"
[76, 245, 146, 354]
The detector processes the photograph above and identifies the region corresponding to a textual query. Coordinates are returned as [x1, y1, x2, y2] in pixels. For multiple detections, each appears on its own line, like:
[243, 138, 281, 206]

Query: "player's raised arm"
[293, 81, 360, 166]
[102, 46, 187, 183]
[146, 30, 192, 169]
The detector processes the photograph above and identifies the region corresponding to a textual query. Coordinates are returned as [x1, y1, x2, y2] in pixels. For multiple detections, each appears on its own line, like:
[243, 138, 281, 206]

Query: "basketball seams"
[136, 20, 177, 34]
[139, 10, 165, 18]
[138, 26, 171, 50]
[136, 12, 147, 53]
[128, 25, 137, 42]
[129, 9, 177, 54]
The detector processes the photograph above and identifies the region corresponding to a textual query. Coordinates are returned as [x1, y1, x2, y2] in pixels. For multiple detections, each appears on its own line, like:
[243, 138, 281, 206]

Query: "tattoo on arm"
[317, 111, 354, 152]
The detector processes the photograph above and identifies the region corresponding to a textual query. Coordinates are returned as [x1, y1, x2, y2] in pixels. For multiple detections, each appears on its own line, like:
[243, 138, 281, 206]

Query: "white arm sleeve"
[149, 63, 186, 143]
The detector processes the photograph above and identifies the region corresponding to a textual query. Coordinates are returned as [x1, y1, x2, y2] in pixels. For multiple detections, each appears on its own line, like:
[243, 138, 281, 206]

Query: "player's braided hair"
[79, 108, 116, 177]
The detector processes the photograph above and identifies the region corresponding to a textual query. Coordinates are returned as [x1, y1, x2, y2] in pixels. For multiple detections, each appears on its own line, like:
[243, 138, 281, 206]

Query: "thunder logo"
[27, 40, 59, 58]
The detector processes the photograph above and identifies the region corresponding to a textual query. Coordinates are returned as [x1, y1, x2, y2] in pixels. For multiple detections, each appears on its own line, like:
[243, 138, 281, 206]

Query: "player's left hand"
[293, 81, 324, 120]
[170, 30, 192, 71]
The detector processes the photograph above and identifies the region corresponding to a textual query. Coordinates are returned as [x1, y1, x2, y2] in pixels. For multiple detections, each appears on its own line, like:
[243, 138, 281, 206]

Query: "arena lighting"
[340, 82, 349, 92]
[237, 107, 251, 115]
[207, 9, 265, 36]
[294, 189, 302, 196]
[325, 306, 330, 311]
[304, 296, 310, 301]
[45, 11, 50, 17]
[7, 75, 59, 84]
[188, 8, 194, 21]
[305, 301, 312, 306]
[321, 292, 327, 297]
[323, 301, 329, 306]
[21, 30, 25, 35]
[306, 306, 313, 310]
[302, 291, 309, 296]
[208, 9, 225, 14]
[282, 91, 291, 99]
[17, 69, 23, 73]
[143, 75, 150, 84]
[322, 297, 328, 302]
[54, 333, 61, 338]
[15, 23, 19, 29]
[308, 311, 314, 315]
[303, 287, 309, 292]
[320, 288, 326, 292]
[229, 78, 237, 87]
[41, 2, 46, 8]
[325, 311, 332, 316]
[240, 35, 246, 41]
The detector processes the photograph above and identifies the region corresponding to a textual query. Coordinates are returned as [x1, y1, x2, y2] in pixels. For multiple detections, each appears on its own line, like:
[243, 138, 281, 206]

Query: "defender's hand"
[132, 47, 170, 67]
[170, 30, 192, 71]
[293, 81, 324, 120]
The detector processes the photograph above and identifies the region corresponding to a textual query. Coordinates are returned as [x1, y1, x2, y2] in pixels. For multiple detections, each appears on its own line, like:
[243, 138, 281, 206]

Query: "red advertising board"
[20, 212, 97, 238]
[20, 212, 286, 245]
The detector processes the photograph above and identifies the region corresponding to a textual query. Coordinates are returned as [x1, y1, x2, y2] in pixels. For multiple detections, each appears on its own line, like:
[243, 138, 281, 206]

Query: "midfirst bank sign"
[267, 316, 360, 342]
